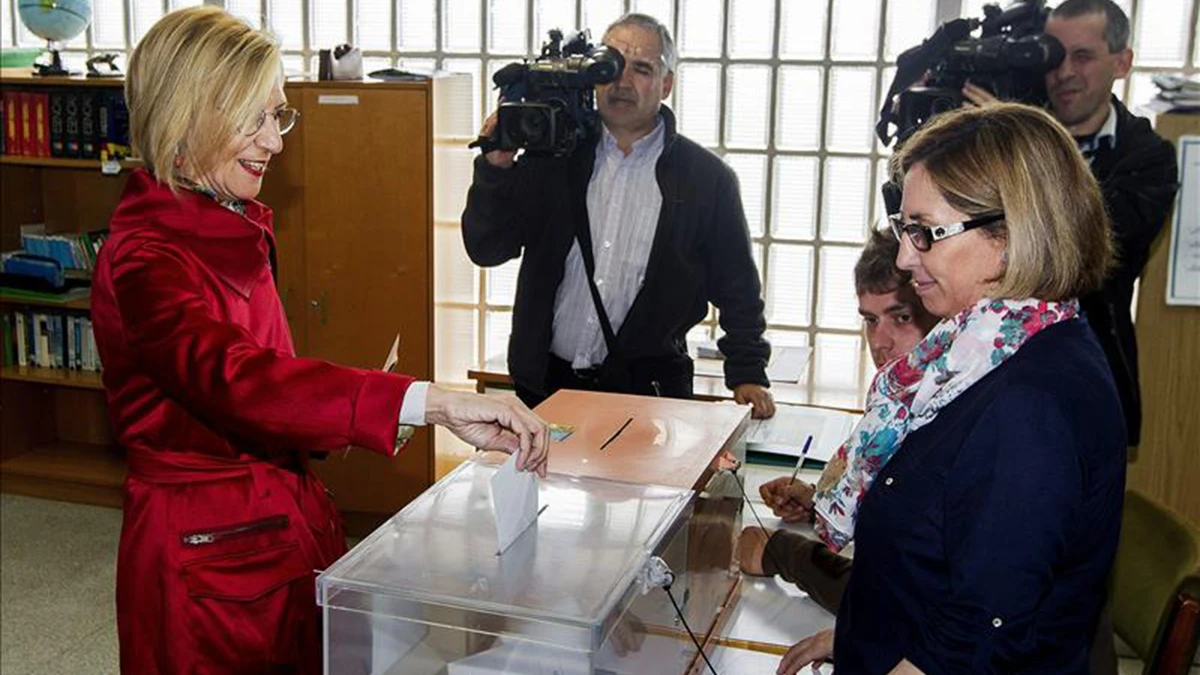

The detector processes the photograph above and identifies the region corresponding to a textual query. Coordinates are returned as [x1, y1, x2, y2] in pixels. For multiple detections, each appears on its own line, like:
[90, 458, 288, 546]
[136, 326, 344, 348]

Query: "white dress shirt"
[550, 117, 667, 369]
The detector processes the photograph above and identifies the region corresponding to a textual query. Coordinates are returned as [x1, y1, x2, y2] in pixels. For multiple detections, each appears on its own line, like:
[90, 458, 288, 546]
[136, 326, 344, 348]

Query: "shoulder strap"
[568, 155, 621, 363]
[574, 219, 621, 362]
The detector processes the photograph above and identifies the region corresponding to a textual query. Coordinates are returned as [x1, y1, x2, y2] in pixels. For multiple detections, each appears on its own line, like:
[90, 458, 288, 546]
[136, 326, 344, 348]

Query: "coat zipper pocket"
[181, 515, 290, 547]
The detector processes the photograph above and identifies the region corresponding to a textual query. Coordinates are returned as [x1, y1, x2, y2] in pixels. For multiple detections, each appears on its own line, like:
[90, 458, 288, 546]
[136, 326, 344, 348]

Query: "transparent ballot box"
[318, 460, 714, 674]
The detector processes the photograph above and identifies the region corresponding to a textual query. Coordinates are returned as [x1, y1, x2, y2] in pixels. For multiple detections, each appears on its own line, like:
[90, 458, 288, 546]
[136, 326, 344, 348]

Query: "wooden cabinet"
[1130, 112, 1200, 527]
[1, 71, 462, 532]
[264, 80, 447, 531]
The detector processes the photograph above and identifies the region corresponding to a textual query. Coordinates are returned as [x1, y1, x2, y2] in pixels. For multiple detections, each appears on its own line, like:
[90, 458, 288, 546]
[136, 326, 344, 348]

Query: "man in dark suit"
[964, 0, 1178, 445]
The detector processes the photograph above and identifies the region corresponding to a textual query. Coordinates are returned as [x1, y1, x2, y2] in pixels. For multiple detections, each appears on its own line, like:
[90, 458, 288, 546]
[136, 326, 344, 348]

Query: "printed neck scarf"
[812, 297, 1079, 552]
[179, 176, 248, 216]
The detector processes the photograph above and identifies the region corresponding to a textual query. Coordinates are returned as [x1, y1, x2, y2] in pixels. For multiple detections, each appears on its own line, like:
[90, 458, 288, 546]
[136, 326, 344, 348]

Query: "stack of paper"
[742, 404, 861, 465]
[1144, 74, 1200, 113]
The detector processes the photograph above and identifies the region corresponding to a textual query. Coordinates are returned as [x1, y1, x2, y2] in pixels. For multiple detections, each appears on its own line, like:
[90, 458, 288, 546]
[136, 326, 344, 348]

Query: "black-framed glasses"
[888, 212, 1005, 252]
[241, 107, 300, 136]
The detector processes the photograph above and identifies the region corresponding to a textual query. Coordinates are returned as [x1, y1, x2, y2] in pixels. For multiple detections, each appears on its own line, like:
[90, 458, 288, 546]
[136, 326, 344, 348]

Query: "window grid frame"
[4, 0, 1196, 388]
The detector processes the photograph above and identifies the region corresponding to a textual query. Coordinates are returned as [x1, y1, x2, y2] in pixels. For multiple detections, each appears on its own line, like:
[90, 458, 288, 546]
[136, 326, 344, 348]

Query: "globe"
[16, 0, 93, 76]
[17, 0, 91, 43]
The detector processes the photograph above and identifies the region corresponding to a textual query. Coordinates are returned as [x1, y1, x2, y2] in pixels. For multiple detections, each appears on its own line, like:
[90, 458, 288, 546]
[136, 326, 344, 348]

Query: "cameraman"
[962, 0, 1178, 446]
[462, 13, 775, 418]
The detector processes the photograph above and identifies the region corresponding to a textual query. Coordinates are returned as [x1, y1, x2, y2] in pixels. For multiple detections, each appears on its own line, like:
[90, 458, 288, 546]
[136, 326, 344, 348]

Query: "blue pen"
[787, 434, 815, 487]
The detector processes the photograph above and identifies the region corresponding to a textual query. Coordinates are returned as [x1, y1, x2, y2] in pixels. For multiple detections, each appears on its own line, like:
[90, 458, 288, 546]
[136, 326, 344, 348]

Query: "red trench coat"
[91, 169, 413, 674]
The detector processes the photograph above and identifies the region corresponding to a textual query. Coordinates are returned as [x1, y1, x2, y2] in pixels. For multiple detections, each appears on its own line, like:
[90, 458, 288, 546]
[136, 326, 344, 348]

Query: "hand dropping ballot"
[490, 453, 546, 555]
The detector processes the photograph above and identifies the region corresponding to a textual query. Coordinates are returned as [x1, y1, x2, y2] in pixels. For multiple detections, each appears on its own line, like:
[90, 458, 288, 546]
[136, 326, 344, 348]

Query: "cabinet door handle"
[310, 291, 328, 325]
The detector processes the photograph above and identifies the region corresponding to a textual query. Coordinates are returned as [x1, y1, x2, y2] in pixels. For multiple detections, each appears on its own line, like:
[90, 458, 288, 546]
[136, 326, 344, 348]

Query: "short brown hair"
[855, 227, 911, 296]
[126, 6, 282, 192]
[890, 103, 1112, 300]
[1051, 0, 1130, 52]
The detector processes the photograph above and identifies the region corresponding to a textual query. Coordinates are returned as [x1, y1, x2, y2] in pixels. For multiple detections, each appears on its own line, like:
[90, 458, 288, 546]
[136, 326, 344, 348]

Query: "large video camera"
[876, 0, 1065, 147]
[472, 29, 625, 158]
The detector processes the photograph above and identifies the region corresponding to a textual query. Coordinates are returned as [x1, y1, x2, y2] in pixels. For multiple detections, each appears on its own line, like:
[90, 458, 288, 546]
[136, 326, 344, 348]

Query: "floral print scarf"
[812, 297, 1079, 552]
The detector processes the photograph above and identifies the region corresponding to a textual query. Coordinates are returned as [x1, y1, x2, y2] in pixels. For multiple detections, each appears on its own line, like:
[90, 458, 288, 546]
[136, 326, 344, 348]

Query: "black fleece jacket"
[461, 106, 770, 397]
[1081, 97, 1179, 447]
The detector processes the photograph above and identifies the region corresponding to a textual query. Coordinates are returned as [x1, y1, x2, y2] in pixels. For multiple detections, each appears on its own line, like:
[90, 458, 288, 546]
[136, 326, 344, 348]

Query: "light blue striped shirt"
[550, 117, 666, 369]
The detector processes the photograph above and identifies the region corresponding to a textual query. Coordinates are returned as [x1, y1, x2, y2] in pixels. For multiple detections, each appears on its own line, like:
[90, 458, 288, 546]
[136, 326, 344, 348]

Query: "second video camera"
[484, 29, 625, 158]
[877, 0, 1065, 147]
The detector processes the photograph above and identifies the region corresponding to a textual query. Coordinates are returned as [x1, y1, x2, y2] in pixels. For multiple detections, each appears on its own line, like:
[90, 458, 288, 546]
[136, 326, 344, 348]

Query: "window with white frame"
[2, 0, 1195, 406]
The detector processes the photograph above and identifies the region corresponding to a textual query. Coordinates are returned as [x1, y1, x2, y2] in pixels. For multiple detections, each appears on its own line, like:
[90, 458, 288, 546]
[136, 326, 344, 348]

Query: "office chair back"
[1111, 489, 1200, 675]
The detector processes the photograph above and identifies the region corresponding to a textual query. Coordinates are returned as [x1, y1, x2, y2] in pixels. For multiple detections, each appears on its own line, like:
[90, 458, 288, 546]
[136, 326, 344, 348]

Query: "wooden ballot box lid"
[535, 390, 751, 491]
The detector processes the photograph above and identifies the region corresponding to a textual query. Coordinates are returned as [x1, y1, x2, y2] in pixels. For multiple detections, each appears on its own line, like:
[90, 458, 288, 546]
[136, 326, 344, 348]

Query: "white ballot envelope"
[490, 453, 541, 555]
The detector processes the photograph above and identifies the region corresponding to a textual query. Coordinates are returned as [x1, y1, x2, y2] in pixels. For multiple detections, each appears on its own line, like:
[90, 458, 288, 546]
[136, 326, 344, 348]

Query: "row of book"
[17, 229, 109, 272]
[0, 87, 131, 160]
[2, 310, 102, 372]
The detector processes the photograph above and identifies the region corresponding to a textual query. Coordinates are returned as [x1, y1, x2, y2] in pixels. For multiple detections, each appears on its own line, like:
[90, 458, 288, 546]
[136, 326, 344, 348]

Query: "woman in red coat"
[90, 7, 549, 674]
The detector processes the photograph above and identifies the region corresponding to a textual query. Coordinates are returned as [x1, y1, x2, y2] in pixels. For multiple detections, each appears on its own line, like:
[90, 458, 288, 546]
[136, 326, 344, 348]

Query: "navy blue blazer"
[834, 317, 1126, 674]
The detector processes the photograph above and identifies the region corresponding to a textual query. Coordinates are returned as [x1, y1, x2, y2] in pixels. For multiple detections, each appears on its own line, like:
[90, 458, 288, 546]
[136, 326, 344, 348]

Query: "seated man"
[736, 227, 937, 612]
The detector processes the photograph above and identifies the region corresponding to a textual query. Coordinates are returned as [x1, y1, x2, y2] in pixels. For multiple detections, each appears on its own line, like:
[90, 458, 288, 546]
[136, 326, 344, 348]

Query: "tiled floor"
[0, 493, 1189, 674]
[1, 495, 121, 675]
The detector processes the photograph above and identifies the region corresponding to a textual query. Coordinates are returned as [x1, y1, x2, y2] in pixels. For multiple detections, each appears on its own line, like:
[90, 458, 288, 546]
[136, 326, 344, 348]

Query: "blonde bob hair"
[126, 6, 282, 192]
[890, 102, 1113, 301]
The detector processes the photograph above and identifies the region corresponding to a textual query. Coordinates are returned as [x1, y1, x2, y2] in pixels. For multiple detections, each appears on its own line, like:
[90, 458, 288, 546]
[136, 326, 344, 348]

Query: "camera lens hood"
[585, 46, 625, 86]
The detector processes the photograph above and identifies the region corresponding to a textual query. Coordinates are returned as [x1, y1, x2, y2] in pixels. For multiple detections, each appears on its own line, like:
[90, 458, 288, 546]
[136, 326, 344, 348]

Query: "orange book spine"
[2, 91, 18, 155]
[20, 91, 32, 157]
[34, 92, 49, 158]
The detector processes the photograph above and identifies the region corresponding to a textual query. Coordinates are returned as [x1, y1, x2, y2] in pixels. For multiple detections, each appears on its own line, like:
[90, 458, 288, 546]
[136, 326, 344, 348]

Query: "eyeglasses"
[241, 107, 300, 136]
[888, 212, 1005, 252]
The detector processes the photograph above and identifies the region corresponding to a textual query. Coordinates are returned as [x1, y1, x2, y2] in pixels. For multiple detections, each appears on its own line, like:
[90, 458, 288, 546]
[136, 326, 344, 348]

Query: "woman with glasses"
[90, 8, 549, 674]
[778, 102, 1125, 674]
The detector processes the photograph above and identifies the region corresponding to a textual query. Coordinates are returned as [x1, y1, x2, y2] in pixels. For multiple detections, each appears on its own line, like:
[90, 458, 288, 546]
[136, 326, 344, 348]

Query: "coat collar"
[110, 169, 276, 299]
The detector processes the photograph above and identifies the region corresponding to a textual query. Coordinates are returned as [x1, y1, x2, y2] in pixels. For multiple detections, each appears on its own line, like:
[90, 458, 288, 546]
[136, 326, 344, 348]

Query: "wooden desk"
[469, 351, 871, 413]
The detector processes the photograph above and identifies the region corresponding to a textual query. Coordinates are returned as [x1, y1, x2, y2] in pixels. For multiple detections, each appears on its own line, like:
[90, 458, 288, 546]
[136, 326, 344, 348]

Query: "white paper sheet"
[692, 345, 813, 383]
[490, 453, 540, 555]
[381, 333, 400, 372]
[742, 405, 861, 464]
[1167, 135, 1200, 306]
[766, 346, 813, 383]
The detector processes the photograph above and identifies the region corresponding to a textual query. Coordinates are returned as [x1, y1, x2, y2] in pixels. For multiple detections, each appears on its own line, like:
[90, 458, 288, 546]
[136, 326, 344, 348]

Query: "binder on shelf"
[49, 313, 62, 368]
[35, 313, 50, 368]
[3, 91, 14, 155]
[14, 312, 27, 367]
[19, 91, 33, 157]
[2, 90, 16, 155]
[32, 91, 49, 158]
[63, 90, 81, 158]
[72, 316, 83, 370]
[85, 318, 99, 372]
[98, 89, 131, 158]
[49, 90, 65, 157]
[80, 90, 98, 159]
[2, 313, 12, 367]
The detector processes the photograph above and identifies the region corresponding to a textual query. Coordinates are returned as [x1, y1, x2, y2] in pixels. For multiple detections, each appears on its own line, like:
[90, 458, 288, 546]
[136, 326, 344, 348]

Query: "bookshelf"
[0, 440, 125, 508]
[1, 69, 124, 508]
[1, 365, 103, 389]
[1, 69, 469, 533]
[0, 156, 141, 170]
[0, 290, 90, 311]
